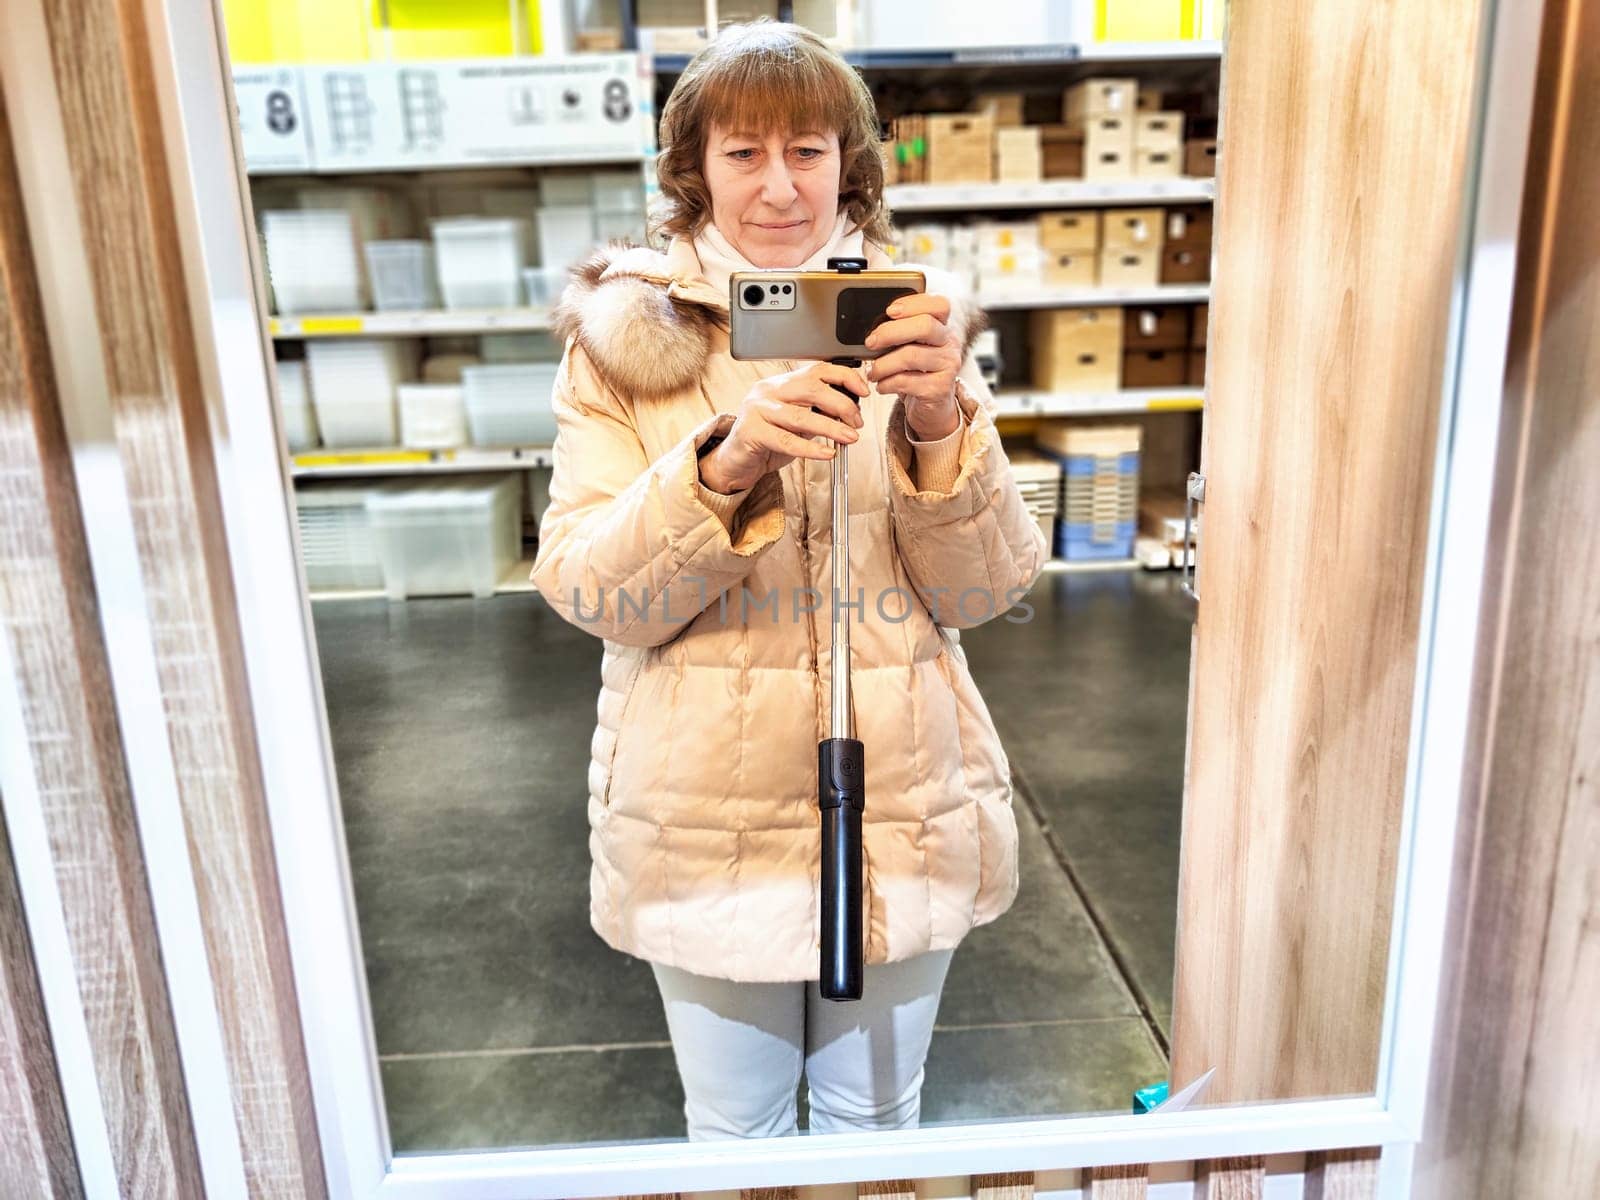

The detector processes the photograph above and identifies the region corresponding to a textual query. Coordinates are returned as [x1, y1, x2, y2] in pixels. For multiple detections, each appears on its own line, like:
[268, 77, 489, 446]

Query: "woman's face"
[702, 124, 842, 266]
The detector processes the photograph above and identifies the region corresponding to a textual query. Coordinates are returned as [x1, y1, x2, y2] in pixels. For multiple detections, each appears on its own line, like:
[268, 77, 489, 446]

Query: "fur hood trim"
[551, 241, 987, 402]
[551, 243, 716, 401]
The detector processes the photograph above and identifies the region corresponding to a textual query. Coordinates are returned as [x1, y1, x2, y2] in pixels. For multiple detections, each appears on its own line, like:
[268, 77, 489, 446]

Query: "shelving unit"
[980, 284, 1209, 311]
[887, 178, 1215, 212]
[269, 309, 553, 339]
[245, 29, 1220, 579]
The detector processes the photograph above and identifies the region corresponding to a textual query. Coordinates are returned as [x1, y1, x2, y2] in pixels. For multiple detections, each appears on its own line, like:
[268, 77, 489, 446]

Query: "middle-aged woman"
[530, 20, 1047, 1141]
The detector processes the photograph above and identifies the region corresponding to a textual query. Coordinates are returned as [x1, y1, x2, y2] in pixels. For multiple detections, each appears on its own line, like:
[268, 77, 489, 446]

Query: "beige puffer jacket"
[530, 236, 1048, 982]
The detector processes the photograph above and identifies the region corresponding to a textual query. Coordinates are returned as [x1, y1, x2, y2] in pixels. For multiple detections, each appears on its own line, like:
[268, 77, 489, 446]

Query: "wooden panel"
[1172, 0, 1486, 1101]
[0, 819, 81, 1198]
[1193, 1155, 1262, 1199]
[972, 1172, 1032, 1200]
[1084, 1161, 1148, 1198]
[23, 0, 326, 1194]
[1304, 1147, 1378, 1199]
[1414, 0, 1600, 1196]
[0, 78, 203, 1199]
[858, 1180, 918, 1199]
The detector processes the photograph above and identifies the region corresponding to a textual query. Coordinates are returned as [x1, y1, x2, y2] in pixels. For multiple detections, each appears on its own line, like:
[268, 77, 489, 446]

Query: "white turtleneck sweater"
[689, 212, 967, 512]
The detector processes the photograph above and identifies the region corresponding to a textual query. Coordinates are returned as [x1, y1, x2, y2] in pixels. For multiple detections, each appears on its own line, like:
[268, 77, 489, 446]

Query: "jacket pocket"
[601, 650, 652, 810]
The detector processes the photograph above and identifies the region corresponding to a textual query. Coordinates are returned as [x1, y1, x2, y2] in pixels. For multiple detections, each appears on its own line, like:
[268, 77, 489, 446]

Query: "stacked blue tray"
[1034, 425, 1143, 562]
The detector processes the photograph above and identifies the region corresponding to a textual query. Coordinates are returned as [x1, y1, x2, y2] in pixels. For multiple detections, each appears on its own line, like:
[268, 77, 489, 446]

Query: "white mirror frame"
[0, 0, 1541, 1194]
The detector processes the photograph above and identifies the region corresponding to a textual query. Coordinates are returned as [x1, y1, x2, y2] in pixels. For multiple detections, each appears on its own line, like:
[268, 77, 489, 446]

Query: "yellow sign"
[1147, 396, 1205, 411]
[293, 450, 436, 468]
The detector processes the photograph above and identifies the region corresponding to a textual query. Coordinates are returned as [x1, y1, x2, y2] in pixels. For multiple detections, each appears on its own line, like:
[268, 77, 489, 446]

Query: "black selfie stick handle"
[819, 737, 864, 1000]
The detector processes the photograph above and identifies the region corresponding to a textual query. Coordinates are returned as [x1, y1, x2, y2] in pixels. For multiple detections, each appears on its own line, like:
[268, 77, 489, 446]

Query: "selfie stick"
[818, 256, 867, 1001]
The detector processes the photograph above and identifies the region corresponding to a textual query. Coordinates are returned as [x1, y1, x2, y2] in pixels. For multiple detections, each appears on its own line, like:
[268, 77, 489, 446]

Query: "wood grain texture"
[1172, 0, 1486, 1102]
[1303, 1147, 1378, 1199]
[0, 78, 203, 1200]
[741, 1189, 800, 1200]
[0, 818, 82, 1198]
[1084, 1161, 1148, 1198]
[1193, 1156, 1262, 1199]
[858, 1180, 918, 1199]
[1414, 0, 1600, 1196]
[971, 1172, 1032, 1200]
[30, 0, 325, 1194]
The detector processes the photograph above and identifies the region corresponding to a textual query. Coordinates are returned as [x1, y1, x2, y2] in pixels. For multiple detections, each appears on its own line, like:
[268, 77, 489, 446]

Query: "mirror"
[212, 0, 1402, 1159]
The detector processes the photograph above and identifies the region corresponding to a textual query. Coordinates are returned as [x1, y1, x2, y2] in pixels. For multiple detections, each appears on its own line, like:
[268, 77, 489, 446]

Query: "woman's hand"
[699, 361, 868, 494]
[862, 292, 964, 441]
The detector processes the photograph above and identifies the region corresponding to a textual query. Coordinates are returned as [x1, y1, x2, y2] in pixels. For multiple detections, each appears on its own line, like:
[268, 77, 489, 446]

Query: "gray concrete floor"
[311, 568, 1191, 1153]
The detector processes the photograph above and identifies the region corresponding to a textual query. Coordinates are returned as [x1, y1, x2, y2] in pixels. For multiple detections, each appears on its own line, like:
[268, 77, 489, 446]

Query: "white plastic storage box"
[431, 217, 530, 309]
[263, 210, 365, 313]
[365, 240, 439, 310]
[305, 339, 419, 448]
[397, 383, 468, 449]
[461, 363, 560, 446]
[536, 206, 596, 271]
[294, 484, 384, 592]
[366, 474, 522, 600]
[274, 360, 320, 453]
[521, 266, 567, 307]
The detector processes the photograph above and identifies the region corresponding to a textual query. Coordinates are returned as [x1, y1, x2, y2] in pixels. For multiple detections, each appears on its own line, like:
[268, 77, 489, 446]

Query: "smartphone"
[728, 268, 926, 361]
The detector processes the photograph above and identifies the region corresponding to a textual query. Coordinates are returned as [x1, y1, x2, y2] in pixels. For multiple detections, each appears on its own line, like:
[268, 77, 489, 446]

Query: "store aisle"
[311, 569, 1190, 1152]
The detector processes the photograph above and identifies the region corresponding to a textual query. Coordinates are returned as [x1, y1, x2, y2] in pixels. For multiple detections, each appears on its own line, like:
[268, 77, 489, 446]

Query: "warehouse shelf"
[888, 178, 1215, 211]
[979, 283, 1209, 310]
[652, 41, 1222, 74]
[291, 446, 553, 478]
[308, 554, 538, 601]
[269, 309, 554, 339]
[992, 387, 1203, 417]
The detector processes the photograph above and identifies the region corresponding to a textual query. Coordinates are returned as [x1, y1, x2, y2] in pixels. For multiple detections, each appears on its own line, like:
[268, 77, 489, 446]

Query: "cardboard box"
[1134, 147, 1183, 178]
[1063, 77, 1138, 122]
[995, 127, 1043, 182]
[1185, 138, 1218, 177]
[1187, 348, 1207, 387]
[1135, 87, 1170, 113]
[1044, 249, 1098, 288]
[1030, 306, 1123, 391]
[1103, 208, 1165, 250]
[1039, 125, 1084, 178]
[1135, 112, 1185, 150]
[1161, 245, 1210, 284]
[1085, 145, 1131, 180]
[1039, 211, 1100, 251]
[1082, 113, 1135, 153]
[1124, 305, 1191, 350]
[971, 91, 1025, 126]
[1191, 303, 1209, 347]
[928, 113, 995, 183]
[1164, 205, 1213, 248]
[1122, 349, 1187, 388]
[1099, 246, 1161, 288]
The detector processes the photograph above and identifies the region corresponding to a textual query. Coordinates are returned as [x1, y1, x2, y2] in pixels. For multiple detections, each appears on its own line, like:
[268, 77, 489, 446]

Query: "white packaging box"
[594, 209, 647, 244]
[295, 485, 385, 592]
[897, 224, 952, 269]
[977, 246, 1046, 291]
[263, 210, 365, 313]
[854, 0, 1083, 48]
[365, 240, 439, 311]
[397, 383, 468, 449]
[521, 266, 568, 307]
[274, 360, 320, 453]
[539, 171, 595, 205]
[366, 474, 522, 600]
[431, 217, 530, 309]
[305, 339, 419, 448]
[975, 220, 1041, 255]
[537, 206, 597, 271]
[592, 169, 644, 211]
[481, 332, 560, 362]
[462, 363, 561, 446]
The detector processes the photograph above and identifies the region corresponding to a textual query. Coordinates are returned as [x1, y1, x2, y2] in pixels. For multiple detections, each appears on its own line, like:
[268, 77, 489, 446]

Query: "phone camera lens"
[742, 284, 764, 307]
[768, 284, 780, 294]
[782, 284, 792, 294]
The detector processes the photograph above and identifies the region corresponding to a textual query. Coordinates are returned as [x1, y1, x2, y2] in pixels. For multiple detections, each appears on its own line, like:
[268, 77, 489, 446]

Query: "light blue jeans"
[649, 949, 954, 1140]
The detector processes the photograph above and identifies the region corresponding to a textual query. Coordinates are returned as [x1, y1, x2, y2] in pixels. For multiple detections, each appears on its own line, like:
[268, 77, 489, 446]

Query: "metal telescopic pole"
[818, 354, 865, 1001]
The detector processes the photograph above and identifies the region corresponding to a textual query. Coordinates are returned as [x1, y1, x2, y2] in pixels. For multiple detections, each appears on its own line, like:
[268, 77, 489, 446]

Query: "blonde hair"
[653, 21, 890, 246]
